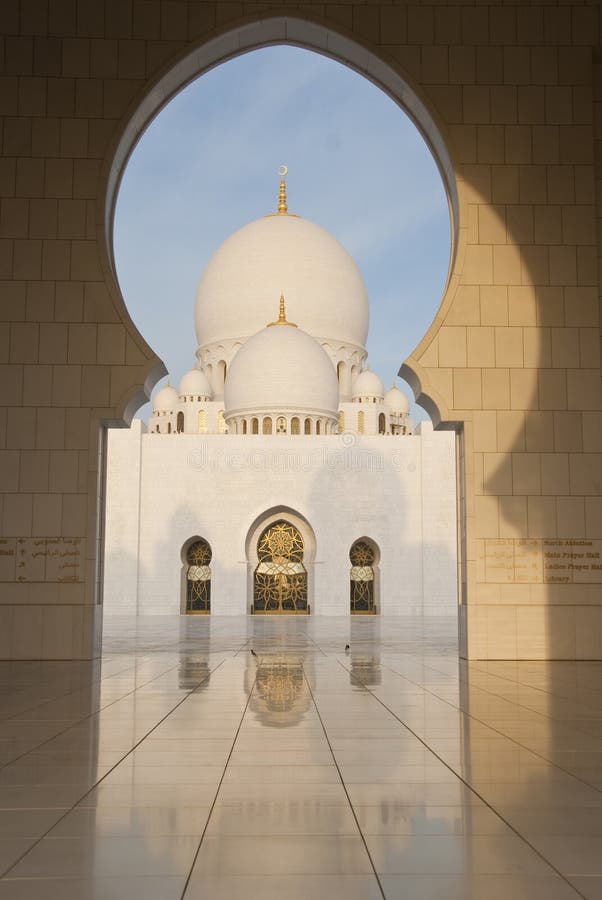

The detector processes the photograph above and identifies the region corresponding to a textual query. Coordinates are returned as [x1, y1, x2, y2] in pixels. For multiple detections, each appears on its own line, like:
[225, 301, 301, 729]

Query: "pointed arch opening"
[253, 520, 307, 615]
[350, 538, 380, 615]
[99, 13, 465, 656]
[182, 537, 212, 614]
[246, 507, 316, 615]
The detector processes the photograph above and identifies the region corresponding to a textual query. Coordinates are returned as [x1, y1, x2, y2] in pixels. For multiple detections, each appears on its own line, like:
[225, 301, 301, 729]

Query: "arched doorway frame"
[95, 12, 469, 646]
[245, 506, 317, 614]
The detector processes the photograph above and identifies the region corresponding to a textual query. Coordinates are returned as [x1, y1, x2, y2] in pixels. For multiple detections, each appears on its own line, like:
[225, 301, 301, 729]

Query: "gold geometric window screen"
[254, 520, 308, 615]
[350, 540, 376, 614]
[186, 538, 212, 614]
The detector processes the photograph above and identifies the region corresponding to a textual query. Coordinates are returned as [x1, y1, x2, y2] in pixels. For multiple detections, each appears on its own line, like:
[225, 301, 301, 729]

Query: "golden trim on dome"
[267, 293, 297, 328]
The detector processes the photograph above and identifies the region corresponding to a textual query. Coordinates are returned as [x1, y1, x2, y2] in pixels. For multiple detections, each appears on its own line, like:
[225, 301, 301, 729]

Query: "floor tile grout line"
[411, 650, 602, 724]
[377, 657, 602, 797]
[337, 660, 589, 900]
[0, 659, 137, 727]
[302, 661, 387, 900]
[0, 656, 196, 772]
[463, 656, 602, 708]
[394, 651, 602, 743]
[376, 649, 578, 715]
[0, 657, 228, 882]
[378, 653, 602, 786]
[179, 659, 259, 900]
[233, 639, 254, 657]
[0, 652, 165, 725]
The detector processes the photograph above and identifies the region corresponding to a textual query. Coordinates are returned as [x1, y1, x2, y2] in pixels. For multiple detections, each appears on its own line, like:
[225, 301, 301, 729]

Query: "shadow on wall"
[103, 436, 459, 624]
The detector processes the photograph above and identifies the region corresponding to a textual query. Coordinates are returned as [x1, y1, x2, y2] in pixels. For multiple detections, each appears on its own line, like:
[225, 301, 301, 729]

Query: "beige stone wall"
[0, 0, 601, 658]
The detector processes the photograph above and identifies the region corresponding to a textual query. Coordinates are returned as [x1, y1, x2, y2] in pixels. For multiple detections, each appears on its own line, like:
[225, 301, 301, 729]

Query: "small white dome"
[195, 214, 368, 350]
[179, 367, 212, 398]
[153, 383, 179, 412]
[224, 320, 339, 419]
[384, 384, 410, 414]
[352, 369, 384, 400]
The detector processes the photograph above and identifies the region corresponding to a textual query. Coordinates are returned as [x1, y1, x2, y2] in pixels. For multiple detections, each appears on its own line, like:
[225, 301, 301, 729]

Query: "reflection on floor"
[0, 615, 601, 899]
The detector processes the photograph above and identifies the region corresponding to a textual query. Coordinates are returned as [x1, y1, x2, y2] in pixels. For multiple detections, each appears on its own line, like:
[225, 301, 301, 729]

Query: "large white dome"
[224, 321, 339, 419]
[195, 214, 369, 349]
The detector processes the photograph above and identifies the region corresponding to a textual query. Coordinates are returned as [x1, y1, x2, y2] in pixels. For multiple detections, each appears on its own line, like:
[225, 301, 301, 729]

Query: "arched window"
[276, 416, 287, 434]
[167, 421, 172, 434]
[176, 411, 184, 433]
[185, 539, 212, 614]
[316, 420, 321, 435]
[338, 411, 345, 433]
[357, 411, 365, 434]
[304, 418, 311, 434]
[242, 419, 247, 434]
[378, 412, 386, 434]
[218, 410, 227, 433]
[198, 410, 206, 433]
[263, 416, 272, 435]
[252, 417, 259, 435]
[291, 417, 300, 435]
[337, 360, 346, 385]
[350, 540, 376, 614]
[254, 520, 307, 614]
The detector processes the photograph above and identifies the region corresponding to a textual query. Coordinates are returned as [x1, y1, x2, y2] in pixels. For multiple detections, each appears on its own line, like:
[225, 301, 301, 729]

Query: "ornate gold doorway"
[253, 520, 308, 614]
[350, 540, 376, 614]
[185, 539, 211, 614]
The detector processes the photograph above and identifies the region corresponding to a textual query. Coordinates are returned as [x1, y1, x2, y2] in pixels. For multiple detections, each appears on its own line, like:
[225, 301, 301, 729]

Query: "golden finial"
[268, 292, 297, 327]
[277, 164, 288, 214]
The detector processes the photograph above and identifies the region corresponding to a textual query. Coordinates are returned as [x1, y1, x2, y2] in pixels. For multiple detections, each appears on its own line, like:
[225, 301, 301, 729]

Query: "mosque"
[103, 171, 457, 617]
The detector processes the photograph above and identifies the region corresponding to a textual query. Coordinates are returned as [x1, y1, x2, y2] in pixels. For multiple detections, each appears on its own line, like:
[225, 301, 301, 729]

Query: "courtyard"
[0, 616, 599, 899]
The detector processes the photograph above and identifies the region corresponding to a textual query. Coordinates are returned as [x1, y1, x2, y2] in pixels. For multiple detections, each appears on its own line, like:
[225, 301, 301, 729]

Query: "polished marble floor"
[0, 615, 601, 899]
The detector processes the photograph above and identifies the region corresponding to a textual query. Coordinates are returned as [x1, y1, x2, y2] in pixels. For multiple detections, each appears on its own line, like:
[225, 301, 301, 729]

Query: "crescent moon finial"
[277, 165, 288, 214]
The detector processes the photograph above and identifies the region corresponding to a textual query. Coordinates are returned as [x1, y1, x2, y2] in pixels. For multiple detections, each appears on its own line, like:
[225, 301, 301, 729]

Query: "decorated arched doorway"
[350, 539, 379, 615]
[253, 520, 308, 615]
[184, 538, 212, 614]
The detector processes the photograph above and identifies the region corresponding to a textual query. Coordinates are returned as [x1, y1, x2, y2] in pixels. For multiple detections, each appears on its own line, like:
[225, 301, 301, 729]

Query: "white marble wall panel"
[103, 428, 458, 616]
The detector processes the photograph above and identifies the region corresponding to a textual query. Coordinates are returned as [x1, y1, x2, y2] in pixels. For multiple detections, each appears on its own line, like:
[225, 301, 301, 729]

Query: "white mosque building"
[103, 172, 457, 617]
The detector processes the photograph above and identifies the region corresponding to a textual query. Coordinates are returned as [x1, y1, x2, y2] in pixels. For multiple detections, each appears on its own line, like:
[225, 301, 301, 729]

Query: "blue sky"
[114, 46, 450, 422]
